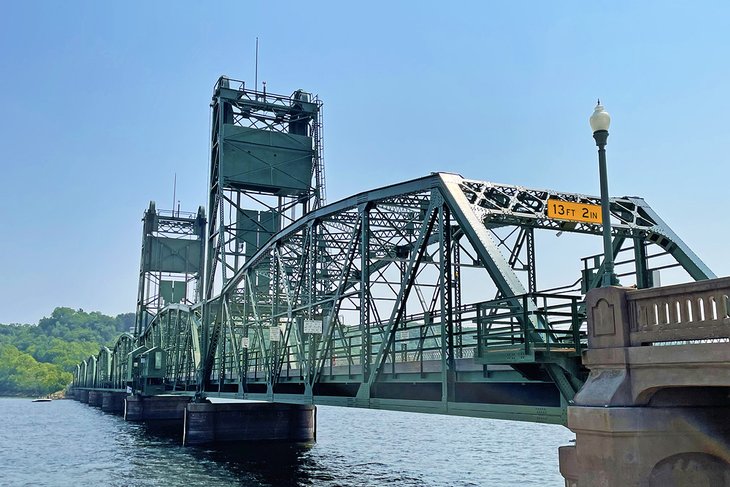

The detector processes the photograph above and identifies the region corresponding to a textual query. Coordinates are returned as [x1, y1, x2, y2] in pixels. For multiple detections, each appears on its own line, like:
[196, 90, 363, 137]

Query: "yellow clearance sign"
[546, 199, 602, 224]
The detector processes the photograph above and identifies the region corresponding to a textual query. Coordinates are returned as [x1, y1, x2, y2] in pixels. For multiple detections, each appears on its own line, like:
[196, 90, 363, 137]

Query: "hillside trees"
[0, 307, 133, 395]
[0, 344, 73, 396]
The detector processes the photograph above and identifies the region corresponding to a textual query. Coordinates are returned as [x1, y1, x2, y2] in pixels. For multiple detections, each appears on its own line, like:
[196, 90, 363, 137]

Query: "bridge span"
[71, 169, 714, 422]
[68, 76, 730, 485]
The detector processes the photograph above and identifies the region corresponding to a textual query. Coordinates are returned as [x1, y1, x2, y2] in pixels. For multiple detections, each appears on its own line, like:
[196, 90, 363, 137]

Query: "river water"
[0, 397, 572, 486]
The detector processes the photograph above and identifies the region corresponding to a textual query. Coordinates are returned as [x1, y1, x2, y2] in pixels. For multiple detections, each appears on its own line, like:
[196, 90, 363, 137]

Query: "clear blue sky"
[1, 1, 728, 324]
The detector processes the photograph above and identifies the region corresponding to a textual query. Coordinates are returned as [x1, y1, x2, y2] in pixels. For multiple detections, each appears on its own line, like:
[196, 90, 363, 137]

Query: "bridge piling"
[78, 389, 89, 403]
[183, 402, 316, 446]
[560, 279, 730, 486]
[124, 395, 191, 422]
[101, 392, 126, 414]
[87, 390, 103, 407]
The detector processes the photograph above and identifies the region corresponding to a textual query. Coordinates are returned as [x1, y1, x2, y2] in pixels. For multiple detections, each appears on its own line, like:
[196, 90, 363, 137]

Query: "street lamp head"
[590, 100, 611, 133]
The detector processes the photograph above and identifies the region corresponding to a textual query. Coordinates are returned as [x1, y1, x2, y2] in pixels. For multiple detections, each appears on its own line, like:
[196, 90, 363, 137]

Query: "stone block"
[585, 286, 631, 349]
[88, 390, 103, 407]
[183, 401, 316, 445]
[101, 392, 126, 414]
[124, 395, 191, 422]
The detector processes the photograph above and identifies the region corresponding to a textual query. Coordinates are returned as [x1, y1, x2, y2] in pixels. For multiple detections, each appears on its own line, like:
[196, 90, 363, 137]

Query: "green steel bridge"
[72, 76, 715, 426]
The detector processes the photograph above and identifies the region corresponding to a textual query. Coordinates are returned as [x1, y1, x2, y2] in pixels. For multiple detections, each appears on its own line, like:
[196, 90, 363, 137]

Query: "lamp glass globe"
[590, 102, 611, 132]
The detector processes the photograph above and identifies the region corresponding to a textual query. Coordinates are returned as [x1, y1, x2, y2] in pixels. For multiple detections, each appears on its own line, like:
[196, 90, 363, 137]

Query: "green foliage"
[37, 307, 132, 344]
[29, 338, 102, 371]
[0, 307, 133, 394]
[0, 344, 73, 396]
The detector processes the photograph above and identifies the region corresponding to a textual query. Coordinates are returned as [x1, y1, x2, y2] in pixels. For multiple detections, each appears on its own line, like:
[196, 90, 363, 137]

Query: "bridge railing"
[241, 306, 486, 381]
[476, 293, 585, 362]
[627, 276, 730, 345]
[242, 293, 586, 378]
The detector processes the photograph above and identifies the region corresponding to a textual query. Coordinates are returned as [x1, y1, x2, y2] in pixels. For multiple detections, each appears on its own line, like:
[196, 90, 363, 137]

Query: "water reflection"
[1, 399, 573, 486]
[199, 442, 315, 486]
[136, 420, 317, 486]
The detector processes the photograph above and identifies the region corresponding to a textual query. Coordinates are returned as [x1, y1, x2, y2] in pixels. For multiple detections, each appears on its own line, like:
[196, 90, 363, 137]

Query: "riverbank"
[0, 389, 67, 399]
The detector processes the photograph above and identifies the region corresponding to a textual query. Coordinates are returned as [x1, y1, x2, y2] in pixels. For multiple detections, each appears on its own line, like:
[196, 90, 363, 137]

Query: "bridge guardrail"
[476, 293, 586, 362]
[627, 277, 730, 345]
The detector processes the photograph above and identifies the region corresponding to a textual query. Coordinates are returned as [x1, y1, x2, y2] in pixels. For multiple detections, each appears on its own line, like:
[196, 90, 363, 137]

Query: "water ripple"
[0, 398, 573, 486]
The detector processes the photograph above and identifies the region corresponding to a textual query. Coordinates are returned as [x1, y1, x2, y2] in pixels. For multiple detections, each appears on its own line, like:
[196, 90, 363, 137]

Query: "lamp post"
[590, 100, 618, 287]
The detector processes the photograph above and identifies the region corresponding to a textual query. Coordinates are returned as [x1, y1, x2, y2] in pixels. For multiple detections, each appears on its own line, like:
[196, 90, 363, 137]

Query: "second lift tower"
[205, 76, 325, 298]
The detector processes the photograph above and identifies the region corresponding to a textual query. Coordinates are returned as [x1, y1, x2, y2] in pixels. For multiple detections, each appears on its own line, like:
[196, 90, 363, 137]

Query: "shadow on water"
[196, 441, 316, 486]
[136, 420, 316, 486]
[139, 419, 185, 440]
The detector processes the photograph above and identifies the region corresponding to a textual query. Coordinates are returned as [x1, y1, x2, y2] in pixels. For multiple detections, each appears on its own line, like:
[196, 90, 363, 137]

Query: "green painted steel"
[220, 125, 314, 195]
[73, 170, 714, 424]
[71, 77, 716, 426]
[135, 202, 206, 336]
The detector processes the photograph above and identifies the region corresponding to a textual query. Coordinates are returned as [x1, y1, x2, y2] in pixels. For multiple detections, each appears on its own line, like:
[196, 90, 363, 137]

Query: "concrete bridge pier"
[560, 281, 730, 486]
[124, 394, 191, 422]
[183, 401, 316, 446]
[561, 406, 730, 486]
[101, 392, 126, 414]
[78, 389, 90, 403]
[88, 390, 103, 407]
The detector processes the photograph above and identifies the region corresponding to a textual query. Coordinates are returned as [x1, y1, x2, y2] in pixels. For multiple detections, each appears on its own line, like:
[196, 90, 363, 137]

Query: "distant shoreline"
[0, 389, 66, 399]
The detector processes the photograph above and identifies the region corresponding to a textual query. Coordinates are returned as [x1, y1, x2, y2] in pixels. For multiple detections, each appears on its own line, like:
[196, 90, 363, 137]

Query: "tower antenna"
[172, 173, 177, 215]
[255, 37, 259, 93]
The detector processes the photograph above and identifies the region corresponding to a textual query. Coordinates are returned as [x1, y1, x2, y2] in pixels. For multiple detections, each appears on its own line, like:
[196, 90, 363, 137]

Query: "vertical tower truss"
[135, 202, 206, 336]
[205, 76, 324, 298]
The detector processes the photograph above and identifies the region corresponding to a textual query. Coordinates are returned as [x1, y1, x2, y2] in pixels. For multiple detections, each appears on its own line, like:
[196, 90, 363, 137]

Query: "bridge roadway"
[69, 172, 730, 485]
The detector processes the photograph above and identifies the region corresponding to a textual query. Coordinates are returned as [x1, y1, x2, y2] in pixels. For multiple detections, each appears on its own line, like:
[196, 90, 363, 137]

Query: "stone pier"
[101, 392, 127, 414]
[183, 401, 316, 446]
[78, 389, 90, 403]
[124, 394, 191, 422]
[88, 390, 103, 407]
[560, 279, 730, 486]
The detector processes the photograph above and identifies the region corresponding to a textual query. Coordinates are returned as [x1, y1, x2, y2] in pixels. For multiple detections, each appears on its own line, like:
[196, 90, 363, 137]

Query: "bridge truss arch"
[95, 347, 112, 389]
[138, 304, 202, 391]
[109, 333, 135, 390]
[75, 172, 713, 424]
[186, 172, 712, 421]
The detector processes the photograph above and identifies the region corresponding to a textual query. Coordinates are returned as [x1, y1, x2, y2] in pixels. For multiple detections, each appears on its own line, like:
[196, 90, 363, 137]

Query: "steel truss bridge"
[73, 78, 714, 425]
[74, 172, 713, 424]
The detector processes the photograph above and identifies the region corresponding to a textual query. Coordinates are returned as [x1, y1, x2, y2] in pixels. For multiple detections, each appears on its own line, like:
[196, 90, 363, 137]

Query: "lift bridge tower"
[204, 76, 325, 297]
[134, 202, 207, 336]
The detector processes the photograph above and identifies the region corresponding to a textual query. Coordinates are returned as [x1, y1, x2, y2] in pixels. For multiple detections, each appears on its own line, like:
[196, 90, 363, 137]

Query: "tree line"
[0, 307, 133, 396]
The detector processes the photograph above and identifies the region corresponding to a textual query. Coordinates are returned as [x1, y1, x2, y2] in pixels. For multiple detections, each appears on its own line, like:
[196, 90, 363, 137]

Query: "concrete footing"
[78, 389, 90, 403]
[183, 402, 316, 445]
[559, 283, 730, 486]
[560, 406, 730, 486]
[88, 390, 103, 407]
[101, 392, 126, 414]
[124, 395, 191, 422]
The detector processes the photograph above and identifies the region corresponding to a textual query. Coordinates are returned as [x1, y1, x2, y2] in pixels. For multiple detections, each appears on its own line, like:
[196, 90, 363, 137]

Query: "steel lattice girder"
[188, 173, 712, 418]
[138, 304, 202, 389]
[77, 172, 714, 425]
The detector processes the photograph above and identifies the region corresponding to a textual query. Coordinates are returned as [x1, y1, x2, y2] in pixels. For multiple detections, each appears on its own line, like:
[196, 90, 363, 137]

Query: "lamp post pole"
[590, 101, 618, 287]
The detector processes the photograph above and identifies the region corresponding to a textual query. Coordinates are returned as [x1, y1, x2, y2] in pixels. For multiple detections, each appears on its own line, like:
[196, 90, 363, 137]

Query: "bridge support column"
[78, 389, 89, 403]
[560, 406, 730, 486]
[560, 281, 730, 486]
[183, 402, 316, 446]
[88, 390, 103, 407]
[101, 392, 127, 414]
[124, 395, 191, 422]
